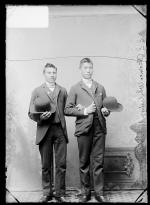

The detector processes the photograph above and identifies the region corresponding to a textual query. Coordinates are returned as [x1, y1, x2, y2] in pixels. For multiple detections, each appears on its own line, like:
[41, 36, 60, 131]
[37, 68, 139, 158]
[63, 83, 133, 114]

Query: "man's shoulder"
[57, 84, 67, 93]
[94, 80, 105, 89]
[32, 84, 44, 93]
[70, 81, 81, 90]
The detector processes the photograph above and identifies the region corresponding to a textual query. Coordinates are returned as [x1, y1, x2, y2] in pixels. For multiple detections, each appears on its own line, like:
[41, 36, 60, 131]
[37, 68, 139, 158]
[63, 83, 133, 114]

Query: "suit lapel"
[80, 80, 100, 111]
[54, 84, 61, 103]
[80, 80, 98, 100]
[42, 83, 53, 101]
[92, 80, 98, 95]
[80, 80, 92, 99]
[42, 83, 61, 103]
[91, 81, 100, 108]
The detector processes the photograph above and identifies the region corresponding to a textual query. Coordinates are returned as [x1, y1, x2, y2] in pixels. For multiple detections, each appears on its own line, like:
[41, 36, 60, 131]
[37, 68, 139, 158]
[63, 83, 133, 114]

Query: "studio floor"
[6, 188, 147, 203]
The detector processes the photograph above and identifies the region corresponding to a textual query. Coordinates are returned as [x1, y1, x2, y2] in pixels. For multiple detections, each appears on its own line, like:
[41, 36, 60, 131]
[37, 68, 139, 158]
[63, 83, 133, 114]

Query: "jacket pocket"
[75, 115, 93, 135]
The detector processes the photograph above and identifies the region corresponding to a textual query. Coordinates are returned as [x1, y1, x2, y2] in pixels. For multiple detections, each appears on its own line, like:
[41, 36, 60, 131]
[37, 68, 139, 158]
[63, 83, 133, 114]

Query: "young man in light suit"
[65, 58, 110, 203]
[28, 63, 68, 203]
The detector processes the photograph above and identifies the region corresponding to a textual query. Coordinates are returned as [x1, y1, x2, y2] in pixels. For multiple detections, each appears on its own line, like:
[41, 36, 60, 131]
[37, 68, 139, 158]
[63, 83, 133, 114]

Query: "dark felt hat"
[103, 96, 123, 112]
[31, 94, 56, 114]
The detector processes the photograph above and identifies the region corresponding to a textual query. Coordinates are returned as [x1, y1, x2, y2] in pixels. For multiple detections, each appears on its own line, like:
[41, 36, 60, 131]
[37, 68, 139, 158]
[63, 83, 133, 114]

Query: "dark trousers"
[39, 123, 67, 197]
[77, 118, 106, 196]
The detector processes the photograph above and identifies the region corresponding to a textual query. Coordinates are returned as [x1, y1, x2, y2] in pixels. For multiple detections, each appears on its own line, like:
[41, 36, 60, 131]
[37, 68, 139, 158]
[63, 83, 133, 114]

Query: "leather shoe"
[55, 196, 67, 203]
[95, 194, 105, 202]
[39, 195, 53, 203]
[79, 194, 91, 203]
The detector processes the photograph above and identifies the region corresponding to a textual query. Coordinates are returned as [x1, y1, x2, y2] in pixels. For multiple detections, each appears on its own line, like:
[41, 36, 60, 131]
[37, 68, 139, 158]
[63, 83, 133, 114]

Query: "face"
[80, 62, 93, 79]
[43, 66, 57, 83]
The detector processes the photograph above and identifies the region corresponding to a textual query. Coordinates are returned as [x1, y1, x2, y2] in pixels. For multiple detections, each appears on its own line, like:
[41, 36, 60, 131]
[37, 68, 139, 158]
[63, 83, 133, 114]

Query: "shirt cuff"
[84, 108, 88, 115]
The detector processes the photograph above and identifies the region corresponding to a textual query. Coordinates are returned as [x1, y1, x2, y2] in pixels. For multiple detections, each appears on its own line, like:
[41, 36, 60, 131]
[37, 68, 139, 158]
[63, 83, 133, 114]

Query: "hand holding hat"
[103, 96, 123, 112]
[101, 107, 110, 117]
[40, 111, 52, 120]
[30, 93, 56, 121]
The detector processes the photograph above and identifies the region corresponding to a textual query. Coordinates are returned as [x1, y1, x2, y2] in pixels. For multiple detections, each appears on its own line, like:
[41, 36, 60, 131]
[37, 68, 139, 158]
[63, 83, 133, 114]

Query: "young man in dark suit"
[65, 58, 110, 203]
[28, 63, 68, 203]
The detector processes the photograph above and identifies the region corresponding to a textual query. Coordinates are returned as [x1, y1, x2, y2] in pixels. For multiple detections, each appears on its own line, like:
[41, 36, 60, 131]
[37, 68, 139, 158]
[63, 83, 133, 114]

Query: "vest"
[48, 87, 60, 123]
[84, 83, 99, 119]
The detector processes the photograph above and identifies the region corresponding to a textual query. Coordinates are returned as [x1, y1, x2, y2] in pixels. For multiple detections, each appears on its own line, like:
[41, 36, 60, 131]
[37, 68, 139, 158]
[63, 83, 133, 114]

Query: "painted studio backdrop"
[6, 6, 147, 192]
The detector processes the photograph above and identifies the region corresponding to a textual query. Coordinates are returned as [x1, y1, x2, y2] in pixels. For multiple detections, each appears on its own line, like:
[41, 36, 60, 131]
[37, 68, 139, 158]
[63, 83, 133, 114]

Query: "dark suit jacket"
[28, 83, 68, 145]
[64, 80, 107, 136]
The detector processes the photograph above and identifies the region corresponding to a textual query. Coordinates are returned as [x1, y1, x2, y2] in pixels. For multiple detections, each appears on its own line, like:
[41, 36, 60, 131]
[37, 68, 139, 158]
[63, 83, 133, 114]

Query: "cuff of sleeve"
[84, 108, 88, 115]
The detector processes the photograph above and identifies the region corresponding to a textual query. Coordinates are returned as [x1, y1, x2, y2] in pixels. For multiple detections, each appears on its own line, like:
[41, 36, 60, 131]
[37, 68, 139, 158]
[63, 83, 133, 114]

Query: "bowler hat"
[31, 94, 56, 114]
[103, 96, 123, 112]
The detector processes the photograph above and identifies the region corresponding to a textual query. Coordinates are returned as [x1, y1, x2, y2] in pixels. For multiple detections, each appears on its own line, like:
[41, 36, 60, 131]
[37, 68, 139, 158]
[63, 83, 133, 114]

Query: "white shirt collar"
[46, 82, 55, 87]
[46, 82, 55, 91]
[82, 78, 93, 88]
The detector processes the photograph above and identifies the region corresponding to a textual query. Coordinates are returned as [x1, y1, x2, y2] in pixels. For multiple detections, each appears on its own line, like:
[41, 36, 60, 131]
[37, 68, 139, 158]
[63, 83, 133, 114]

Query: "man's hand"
[101, 107, 110, 117]
[86, 102, 96, 114]
[40, 111, 51, 120]
[76, 104, 85, 111]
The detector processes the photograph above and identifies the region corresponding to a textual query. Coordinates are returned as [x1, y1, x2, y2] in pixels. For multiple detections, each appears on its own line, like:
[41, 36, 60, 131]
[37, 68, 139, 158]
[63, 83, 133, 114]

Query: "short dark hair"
[43, 63, 57, 73]
[79, 58, 93, 68]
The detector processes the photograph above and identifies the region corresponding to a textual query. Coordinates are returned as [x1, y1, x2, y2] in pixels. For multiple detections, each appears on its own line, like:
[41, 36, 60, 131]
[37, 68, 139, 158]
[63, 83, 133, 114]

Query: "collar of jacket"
[79, 80, 100, 109]
[42, 82, 61, 102]
[79, 80, 98, 95]
[45, 82, 55, 91]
